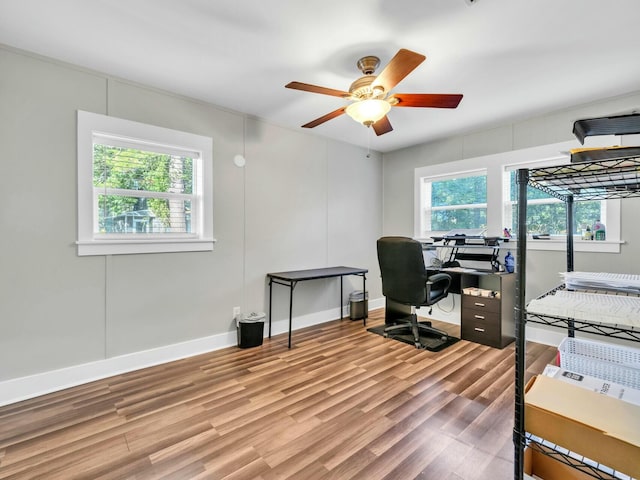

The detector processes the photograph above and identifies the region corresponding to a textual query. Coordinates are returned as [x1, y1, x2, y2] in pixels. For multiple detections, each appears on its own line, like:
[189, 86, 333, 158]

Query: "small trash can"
[349, 290, 368, 320]
[237, 312, 265, 348]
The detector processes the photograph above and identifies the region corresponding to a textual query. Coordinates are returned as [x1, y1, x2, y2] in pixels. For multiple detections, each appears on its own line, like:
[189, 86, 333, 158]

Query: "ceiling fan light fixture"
[345, 99, 391, 126]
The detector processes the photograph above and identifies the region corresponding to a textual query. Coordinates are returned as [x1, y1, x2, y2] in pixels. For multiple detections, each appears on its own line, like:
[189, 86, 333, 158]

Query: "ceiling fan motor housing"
[349, 75, 385, 100]
[356, 56, 380, 75]
[349, 56, 385, 100]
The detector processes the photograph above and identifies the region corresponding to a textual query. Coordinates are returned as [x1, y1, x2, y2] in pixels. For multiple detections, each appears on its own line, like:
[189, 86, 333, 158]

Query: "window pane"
[432, 208, 487, 231]
[93, 144, 194, 235]
[421, 173, 487, 235]
[93, 144, 193, 194]
[512, 203, 567, 235]
[433, 176, 487, 206]
[98, 195, 191, 233]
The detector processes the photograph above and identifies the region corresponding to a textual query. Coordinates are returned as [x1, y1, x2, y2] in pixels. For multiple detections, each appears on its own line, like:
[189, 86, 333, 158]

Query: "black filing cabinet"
[460, 272, 515, 349]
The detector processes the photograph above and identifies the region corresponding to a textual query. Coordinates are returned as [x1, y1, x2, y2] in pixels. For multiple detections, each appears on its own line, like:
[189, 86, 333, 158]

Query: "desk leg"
[340, 276, 344, 320]
[268, 278, 273, 338]
[363, 274, 367, 326]
[288, 282, 294, 348]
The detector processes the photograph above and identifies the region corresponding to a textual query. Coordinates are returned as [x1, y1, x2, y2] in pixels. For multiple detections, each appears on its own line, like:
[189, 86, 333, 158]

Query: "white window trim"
[414, 137, 623, 253]
[77, 110, 215, 256]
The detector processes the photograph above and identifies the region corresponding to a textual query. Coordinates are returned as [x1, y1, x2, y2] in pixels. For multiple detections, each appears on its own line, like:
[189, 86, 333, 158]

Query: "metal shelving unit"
[513, 113, 640, 480]
[524, 433, 624, 480]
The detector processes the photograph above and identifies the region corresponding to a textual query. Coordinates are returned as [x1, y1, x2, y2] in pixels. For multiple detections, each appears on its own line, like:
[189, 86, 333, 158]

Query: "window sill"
[506, 239, 623, 253]
[77, 238, 216, 256]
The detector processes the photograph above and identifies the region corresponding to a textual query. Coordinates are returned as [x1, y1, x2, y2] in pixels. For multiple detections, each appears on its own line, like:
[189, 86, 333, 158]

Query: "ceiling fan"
[285, 48, 463, 136]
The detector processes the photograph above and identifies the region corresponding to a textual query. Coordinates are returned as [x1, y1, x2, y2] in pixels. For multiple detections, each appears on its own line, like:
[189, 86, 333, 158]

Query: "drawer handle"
[474, 314, 485, 320]
[474, 302, 486, 307]
[474, 327, 485, 332]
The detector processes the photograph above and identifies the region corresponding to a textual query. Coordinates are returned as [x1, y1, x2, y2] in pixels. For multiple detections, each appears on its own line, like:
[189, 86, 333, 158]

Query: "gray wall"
[0, 46, 383, 382]
[382, 92, 640, 301]
[2, 41, 639, 387]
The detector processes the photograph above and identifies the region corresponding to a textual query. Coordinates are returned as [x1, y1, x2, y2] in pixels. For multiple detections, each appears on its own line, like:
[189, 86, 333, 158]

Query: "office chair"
[377, 236, 452, 348]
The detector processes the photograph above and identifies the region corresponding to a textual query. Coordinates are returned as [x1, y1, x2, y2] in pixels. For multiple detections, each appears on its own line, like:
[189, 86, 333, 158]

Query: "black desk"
[267, 266, 368, 348]
[385, 268, 515, 349]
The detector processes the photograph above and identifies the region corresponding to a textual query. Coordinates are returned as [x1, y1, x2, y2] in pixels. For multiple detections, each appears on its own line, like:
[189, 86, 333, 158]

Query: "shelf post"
[513, 168, 529, 480]
[566, 194, 574, 273]
[566, 194, 576, 338]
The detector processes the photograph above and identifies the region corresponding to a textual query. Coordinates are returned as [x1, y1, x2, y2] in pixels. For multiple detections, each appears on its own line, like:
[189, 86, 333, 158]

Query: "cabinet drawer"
[461, 318, 502, 347]
[461, 308, 499, 325]
[462, 295, 500, 314]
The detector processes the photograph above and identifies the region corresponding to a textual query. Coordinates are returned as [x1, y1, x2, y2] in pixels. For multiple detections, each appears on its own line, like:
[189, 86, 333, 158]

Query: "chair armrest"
[425, 272, 452, 305]
[427, 272, 452, 289]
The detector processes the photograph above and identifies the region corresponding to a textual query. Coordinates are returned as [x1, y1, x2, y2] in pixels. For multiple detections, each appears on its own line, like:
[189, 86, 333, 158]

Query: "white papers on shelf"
[561, 271, 640, 294]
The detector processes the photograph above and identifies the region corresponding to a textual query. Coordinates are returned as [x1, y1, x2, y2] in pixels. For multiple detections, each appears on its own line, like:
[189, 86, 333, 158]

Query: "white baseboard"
[0, 298, 385, 407]
[0, 331, 236, 408]
[5, 297, 564, 407]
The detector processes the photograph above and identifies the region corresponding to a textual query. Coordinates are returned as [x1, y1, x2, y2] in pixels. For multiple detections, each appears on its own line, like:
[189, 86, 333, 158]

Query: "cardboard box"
[542, 364, 640, 406]
[524, 447, 593, 480]
[525, 375, 640, 478]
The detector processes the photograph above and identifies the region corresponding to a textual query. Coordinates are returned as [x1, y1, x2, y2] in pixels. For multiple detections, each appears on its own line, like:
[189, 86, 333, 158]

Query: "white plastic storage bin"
[557, 337, 640, 390]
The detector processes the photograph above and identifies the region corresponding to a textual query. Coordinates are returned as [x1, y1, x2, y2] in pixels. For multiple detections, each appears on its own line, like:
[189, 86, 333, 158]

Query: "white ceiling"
[1, 0, 640, 152]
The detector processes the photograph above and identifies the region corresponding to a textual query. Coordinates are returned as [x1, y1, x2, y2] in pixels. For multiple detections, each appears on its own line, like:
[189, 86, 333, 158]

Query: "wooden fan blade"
[301, 107, 347, 128]
[371, 49, 426, 93]
[285, 81, 350, 98]
[372, 116, 393, 136]
[392, 93, 463, 108]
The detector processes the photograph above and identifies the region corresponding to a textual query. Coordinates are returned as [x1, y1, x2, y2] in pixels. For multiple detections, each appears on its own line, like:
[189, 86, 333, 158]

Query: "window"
[418, 170, 487, 237]
[414, 139, 622, 252]
[77, 110, 214, 256]
[503, 169, 603, 236]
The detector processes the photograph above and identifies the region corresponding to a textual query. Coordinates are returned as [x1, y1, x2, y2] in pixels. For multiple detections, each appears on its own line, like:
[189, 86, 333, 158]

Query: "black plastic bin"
[237, 312, 265, 348]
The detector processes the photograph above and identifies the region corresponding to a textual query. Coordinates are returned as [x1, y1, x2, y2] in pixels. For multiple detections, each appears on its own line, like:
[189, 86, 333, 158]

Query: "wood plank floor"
[0, 309, 556, 480]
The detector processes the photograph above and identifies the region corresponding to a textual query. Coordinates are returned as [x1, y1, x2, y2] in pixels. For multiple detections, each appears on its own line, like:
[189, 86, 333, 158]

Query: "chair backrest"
[377, 236, 429, 306]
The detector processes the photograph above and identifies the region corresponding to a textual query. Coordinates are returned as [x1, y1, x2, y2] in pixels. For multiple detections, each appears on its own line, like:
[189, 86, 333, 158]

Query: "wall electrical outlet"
[233, 306, 241, 319]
